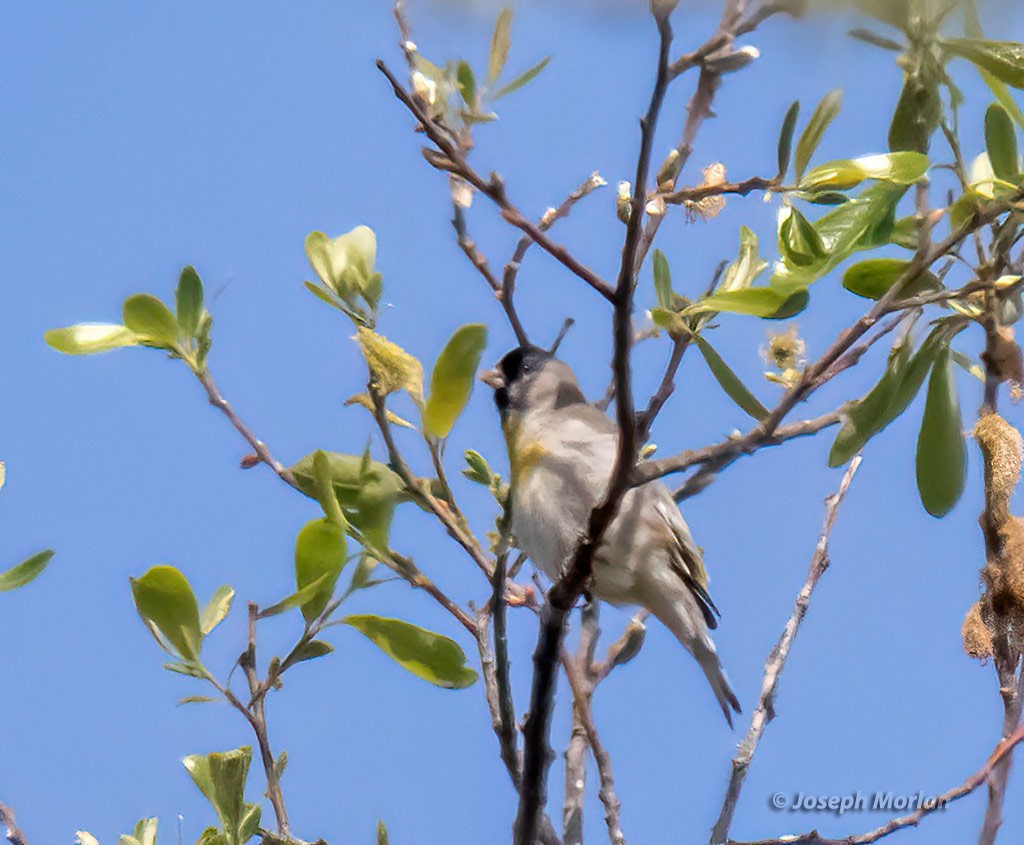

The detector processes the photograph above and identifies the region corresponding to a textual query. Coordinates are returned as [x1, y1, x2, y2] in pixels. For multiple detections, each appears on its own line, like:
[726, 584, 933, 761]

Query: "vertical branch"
[562, 709, 587, 845]
[710, 457, 861, 845]
[514, 14, 674, 844]
[242, 603, 290, 838]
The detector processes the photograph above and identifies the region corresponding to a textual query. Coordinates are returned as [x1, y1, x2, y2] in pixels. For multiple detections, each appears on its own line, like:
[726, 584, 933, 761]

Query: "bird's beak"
[479, 368, 504, 390]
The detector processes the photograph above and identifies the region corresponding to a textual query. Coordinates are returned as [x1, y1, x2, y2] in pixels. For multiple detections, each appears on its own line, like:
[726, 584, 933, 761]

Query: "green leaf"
[342, 614, 478, 689]
[491, 56, 551, 100]
[889, 72, 942, 154]
[295, 518, 347, 623]
[829, 339, 911, 466]
[462, 450, 496, 487]
[182, 746, 255, 845]
[45, 324, 140, 355]
[119, 836, 142, 845]
[378, 820, 390, 845]
[259, 571, 334, 620]
[0, 550, 53, 592]
[842, 259, 940, 300]
[130, 565, 203, 661]
[719, 227, 768, 293]
[777, 101, 801, 178]
[291, 451, 405, 553]
[305, 226, 378, 306]
[985, 103, 1020, 181]
[178, 695, 218, 705]
[132, 819, 158, 845]
[488, 8, 513, 84]
[777, 182, 908, 288]
[288, 639, 334, 667]
[176, 266, 204, 339]
[652, 250, 673, 309]
[695, 337, 768, 421]
[122, 294, 180, 348]
[456, 60, 477, 109]
[696, 287, 810, 320]
[945, 39, 1024, 90]
[200, 585, 234, 636]
[423, 324, 488, 439]
[164, 660, 207, 678]
[312, 449, 349, 529]
[795, 89, 844, 180]
[979, 67, 1024, 129]
[778, 207, 826, 267]
[890, 215, 920, 249]
[799, 152, 929, 191]
[916, 347, 967, 517]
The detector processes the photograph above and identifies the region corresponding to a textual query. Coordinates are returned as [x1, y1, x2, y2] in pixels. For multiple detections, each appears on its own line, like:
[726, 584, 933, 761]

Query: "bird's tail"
[644, 585, 742, 728]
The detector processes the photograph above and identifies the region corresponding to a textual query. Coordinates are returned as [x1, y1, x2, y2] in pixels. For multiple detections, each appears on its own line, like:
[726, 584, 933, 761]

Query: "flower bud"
[705, 45, 760, 75]
[656, 149, 679, 189]
[411, 70, 438, 105]
[616, 181, 633, 224]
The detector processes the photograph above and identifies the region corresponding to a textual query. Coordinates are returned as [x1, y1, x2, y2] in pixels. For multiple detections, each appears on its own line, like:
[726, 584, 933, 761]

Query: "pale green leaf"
[200, 585, 234, 636]
[130, 565, 202, 661]
[122, 294, 179, 348]
[695, 337, 768, 420]
[176, 266, 204, 339]
[0, 550, 53, 592]
[795, 89, 844, 180]
[342, 614, 478, 688]
[45, 324, 139, 355]
[294, 518, 346, 623]
[488, 8, 513, 84]
[423, 324, 488, 439]
[491, 56, 551, 100]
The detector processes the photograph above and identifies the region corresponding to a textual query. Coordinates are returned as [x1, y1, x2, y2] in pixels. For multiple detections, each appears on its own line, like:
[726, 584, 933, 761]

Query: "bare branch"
[196, 369, 295, 487]
[669, 409, 844, 502]
[727, 722, 1024, 845]
[562, 646, 626, 845]
[711, 457, 861, 845]
[376, 60, 616, 303]
[503, 172, 607, 341]
[513, 14, 674, 843]
[452, 204, 530, 345]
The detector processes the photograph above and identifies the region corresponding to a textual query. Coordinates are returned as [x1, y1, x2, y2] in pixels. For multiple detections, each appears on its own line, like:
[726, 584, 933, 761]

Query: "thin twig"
[670, 409, 844, 502]
[503, 172, 607, 331]
[376, 59, 616, 303]
[196, 369, 295, 487]
[562, 644, 626, 845]
[727, 722, 1024, 845]
[710, 457, 861, 845]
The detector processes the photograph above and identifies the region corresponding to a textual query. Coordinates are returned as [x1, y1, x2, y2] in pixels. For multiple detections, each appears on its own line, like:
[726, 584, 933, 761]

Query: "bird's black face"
[482, 345, 553, 415]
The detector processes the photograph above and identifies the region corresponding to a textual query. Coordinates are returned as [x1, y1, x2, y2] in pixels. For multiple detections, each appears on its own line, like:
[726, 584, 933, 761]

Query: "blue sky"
[3, 1, 1024, 843]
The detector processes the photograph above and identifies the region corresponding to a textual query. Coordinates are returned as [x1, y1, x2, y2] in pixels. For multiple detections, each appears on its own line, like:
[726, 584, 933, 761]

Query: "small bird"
[481, 345, 741, 726]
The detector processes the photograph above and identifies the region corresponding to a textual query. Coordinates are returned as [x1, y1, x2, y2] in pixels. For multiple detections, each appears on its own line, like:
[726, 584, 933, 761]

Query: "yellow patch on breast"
[511, 440, 549, 484]
[503, 418, 548, 485]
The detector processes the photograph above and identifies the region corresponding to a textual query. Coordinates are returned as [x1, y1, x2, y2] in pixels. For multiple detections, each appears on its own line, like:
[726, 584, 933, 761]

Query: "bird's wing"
[649, 486, 720, 629]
